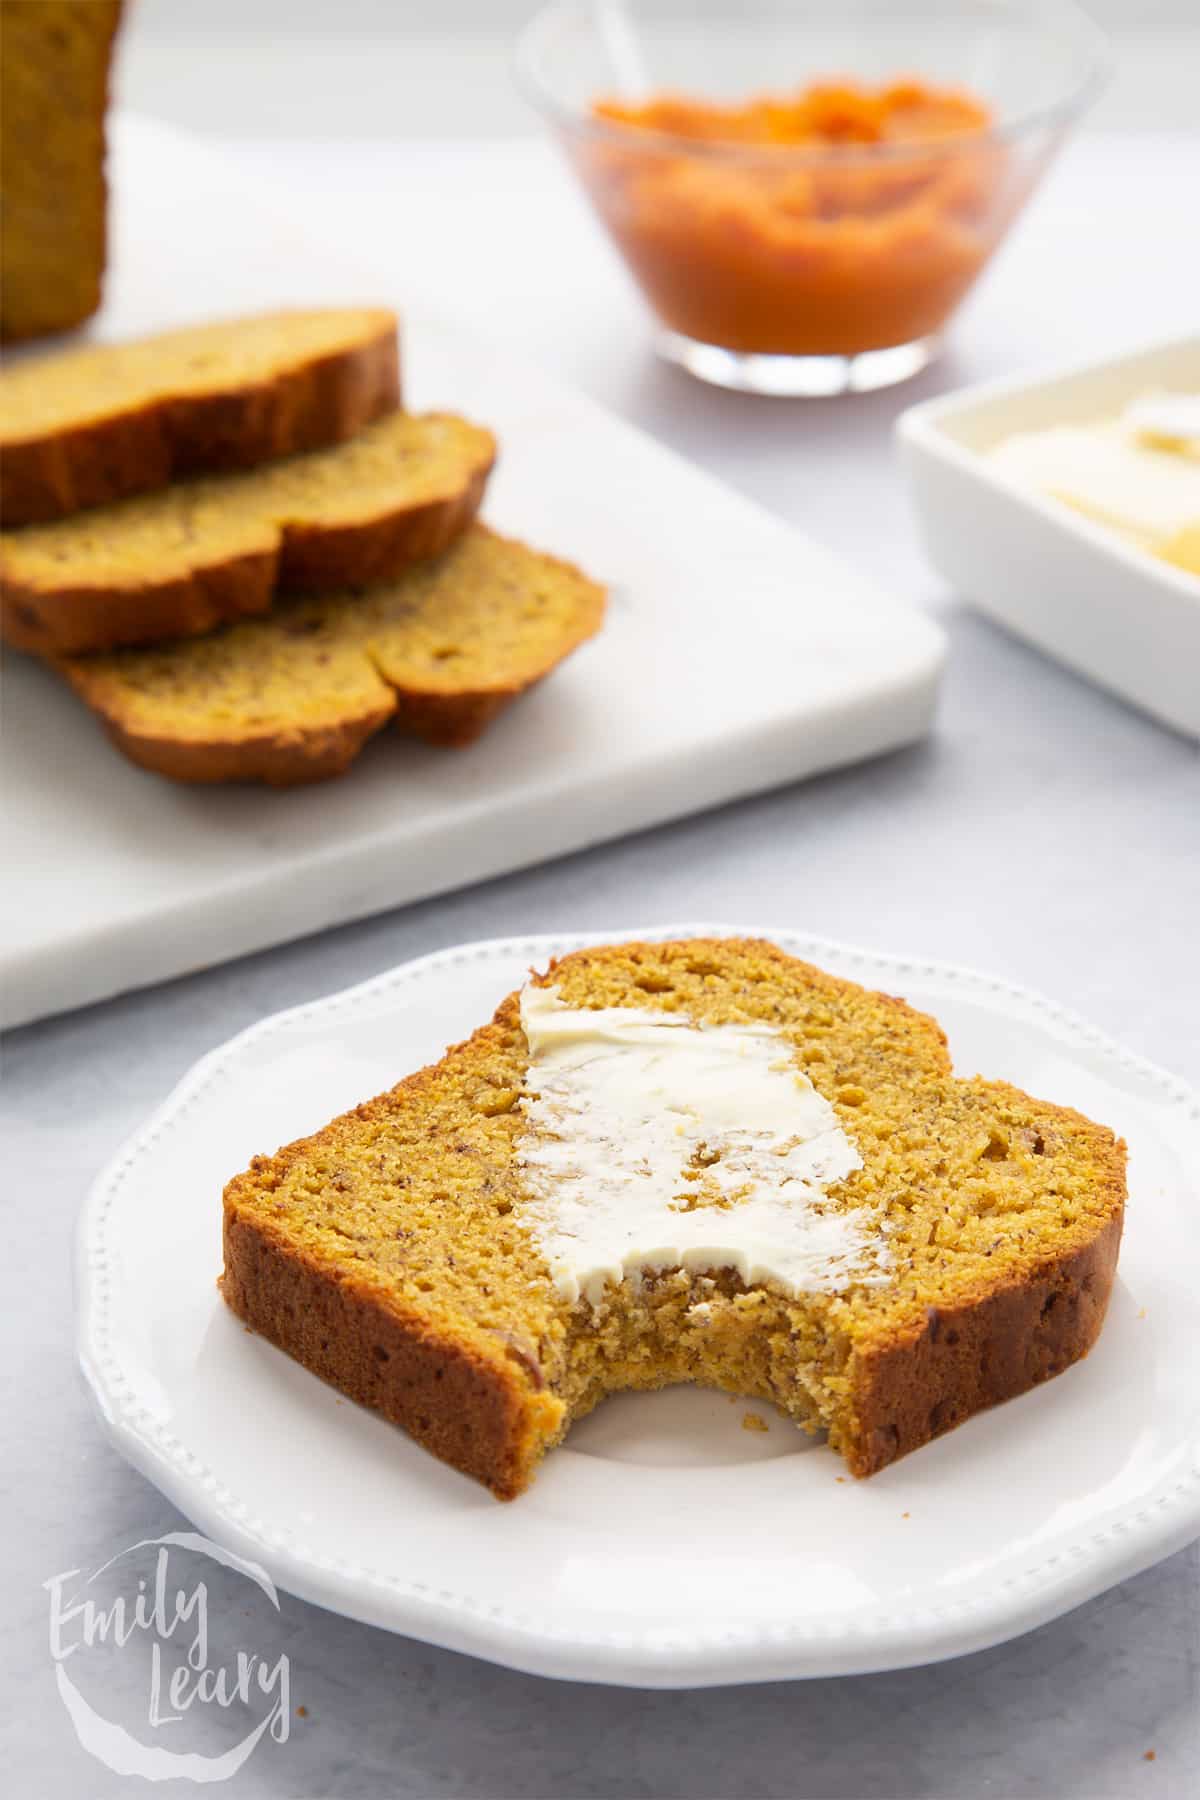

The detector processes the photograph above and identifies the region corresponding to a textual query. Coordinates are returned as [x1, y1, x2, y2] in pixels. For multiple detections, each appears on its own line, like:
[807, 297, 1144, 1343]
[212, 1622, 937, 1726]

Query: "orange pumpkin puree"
[579, 79, 1012, 357]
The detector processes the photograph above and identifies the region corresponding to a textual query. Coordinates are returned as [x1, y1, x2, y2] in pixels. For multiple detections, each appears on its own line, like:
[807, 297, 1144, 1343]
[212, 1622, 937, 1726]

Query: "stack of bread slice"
[0, 307, 605, 784]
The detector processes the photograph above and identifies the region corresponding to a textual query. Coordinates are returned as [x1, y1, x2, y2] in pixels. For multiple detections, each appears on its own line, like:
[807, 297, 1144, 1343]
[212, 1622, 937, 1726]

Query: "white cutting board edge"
[1, 118, 945, 1031]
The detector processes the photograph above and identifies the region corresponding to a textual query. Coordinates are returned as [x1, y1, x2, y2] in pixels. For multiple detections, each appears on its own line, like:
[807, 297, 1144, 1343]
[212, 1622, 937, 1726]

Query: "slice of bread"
[58, 525, 606, 784]
[221, 938, 1127, 1499]
[0, 1, 124, 342]
[1, 412, 497, 654]
[0, 307, 401, 526]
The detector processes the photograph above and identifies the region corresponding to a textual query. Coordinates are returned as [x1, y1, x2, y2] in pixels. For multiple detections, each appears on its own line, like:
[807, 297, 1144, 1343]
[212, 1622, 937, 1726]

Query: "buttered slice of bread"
[0, 307, 400, 526]
[221, 937, 1126, 1499]
[2, 411, 496, 653]
[58, 525, 605, 785]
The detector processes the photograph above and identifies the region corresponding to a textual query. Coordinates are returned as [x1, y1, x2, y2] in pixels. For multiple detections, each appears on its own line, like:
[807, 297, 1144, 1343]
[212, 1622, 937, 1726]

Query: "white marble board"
[1, 119, 944, 1028]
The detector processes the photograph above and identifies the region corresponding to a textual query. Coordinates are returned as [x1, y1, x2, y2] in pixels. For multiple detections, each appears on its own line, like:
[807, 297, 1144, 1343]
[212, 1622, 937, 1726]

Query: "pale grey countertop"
[4, 129, 1199, 1798]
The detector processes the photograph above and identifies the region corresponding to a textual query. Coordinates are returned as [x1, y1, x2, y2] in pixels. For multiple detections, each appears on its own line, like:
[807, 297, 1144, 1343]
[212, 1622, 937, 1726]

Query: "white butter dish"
[898, 337, 1200, 738]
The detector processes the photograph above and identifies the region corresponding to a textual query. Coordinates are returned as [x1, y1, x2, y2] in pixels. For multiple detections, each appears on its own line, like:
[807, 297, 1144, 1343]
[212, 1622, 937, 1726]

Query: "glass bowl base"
[658, 330, 941, 396]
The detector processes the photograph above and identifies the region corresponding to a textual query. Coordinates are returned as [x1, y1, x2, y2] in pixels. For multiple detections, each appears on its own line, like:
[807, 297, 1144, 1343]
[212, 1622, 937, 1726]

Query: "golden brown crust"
[0, 310, 401, 526]
[56, 527, 606, 785]
[223, 1175, 1123, 1496]
[85, 706, 396, 787]
[221, 1212, 559, 1500]
[1, 435, 493, 655]
[75, 677, 543, 786]
[274, 457, 492, 595]
[388, 687, 531, 749]
[845, 1204, 1124, 1475]
[840, 1076, 1125, 1474]
[4, 546, 280, 657]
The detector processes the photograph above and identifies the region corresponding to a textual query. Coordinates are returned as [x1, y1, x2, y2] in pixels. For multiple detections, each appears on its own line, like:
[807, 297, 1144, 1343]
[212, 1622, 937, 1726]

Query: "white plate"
[78, 925, 1200, 1688]
[897, 334, 1200, 740]
[0, 118, 943, 1028]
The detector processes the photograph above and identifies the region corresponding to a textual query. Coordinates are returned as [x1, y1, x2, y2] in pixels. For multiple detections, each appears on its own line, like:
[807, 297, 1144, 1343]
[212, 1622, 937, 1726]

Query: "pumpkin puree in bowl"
[578, 80, 1011, 357]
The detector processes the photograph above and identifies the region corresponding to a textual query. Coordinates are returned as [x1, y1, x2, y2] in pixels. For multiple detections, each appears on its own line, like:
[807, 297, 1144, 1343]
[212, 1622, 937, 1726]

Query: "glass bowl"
[515, 0, 1109, 395]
